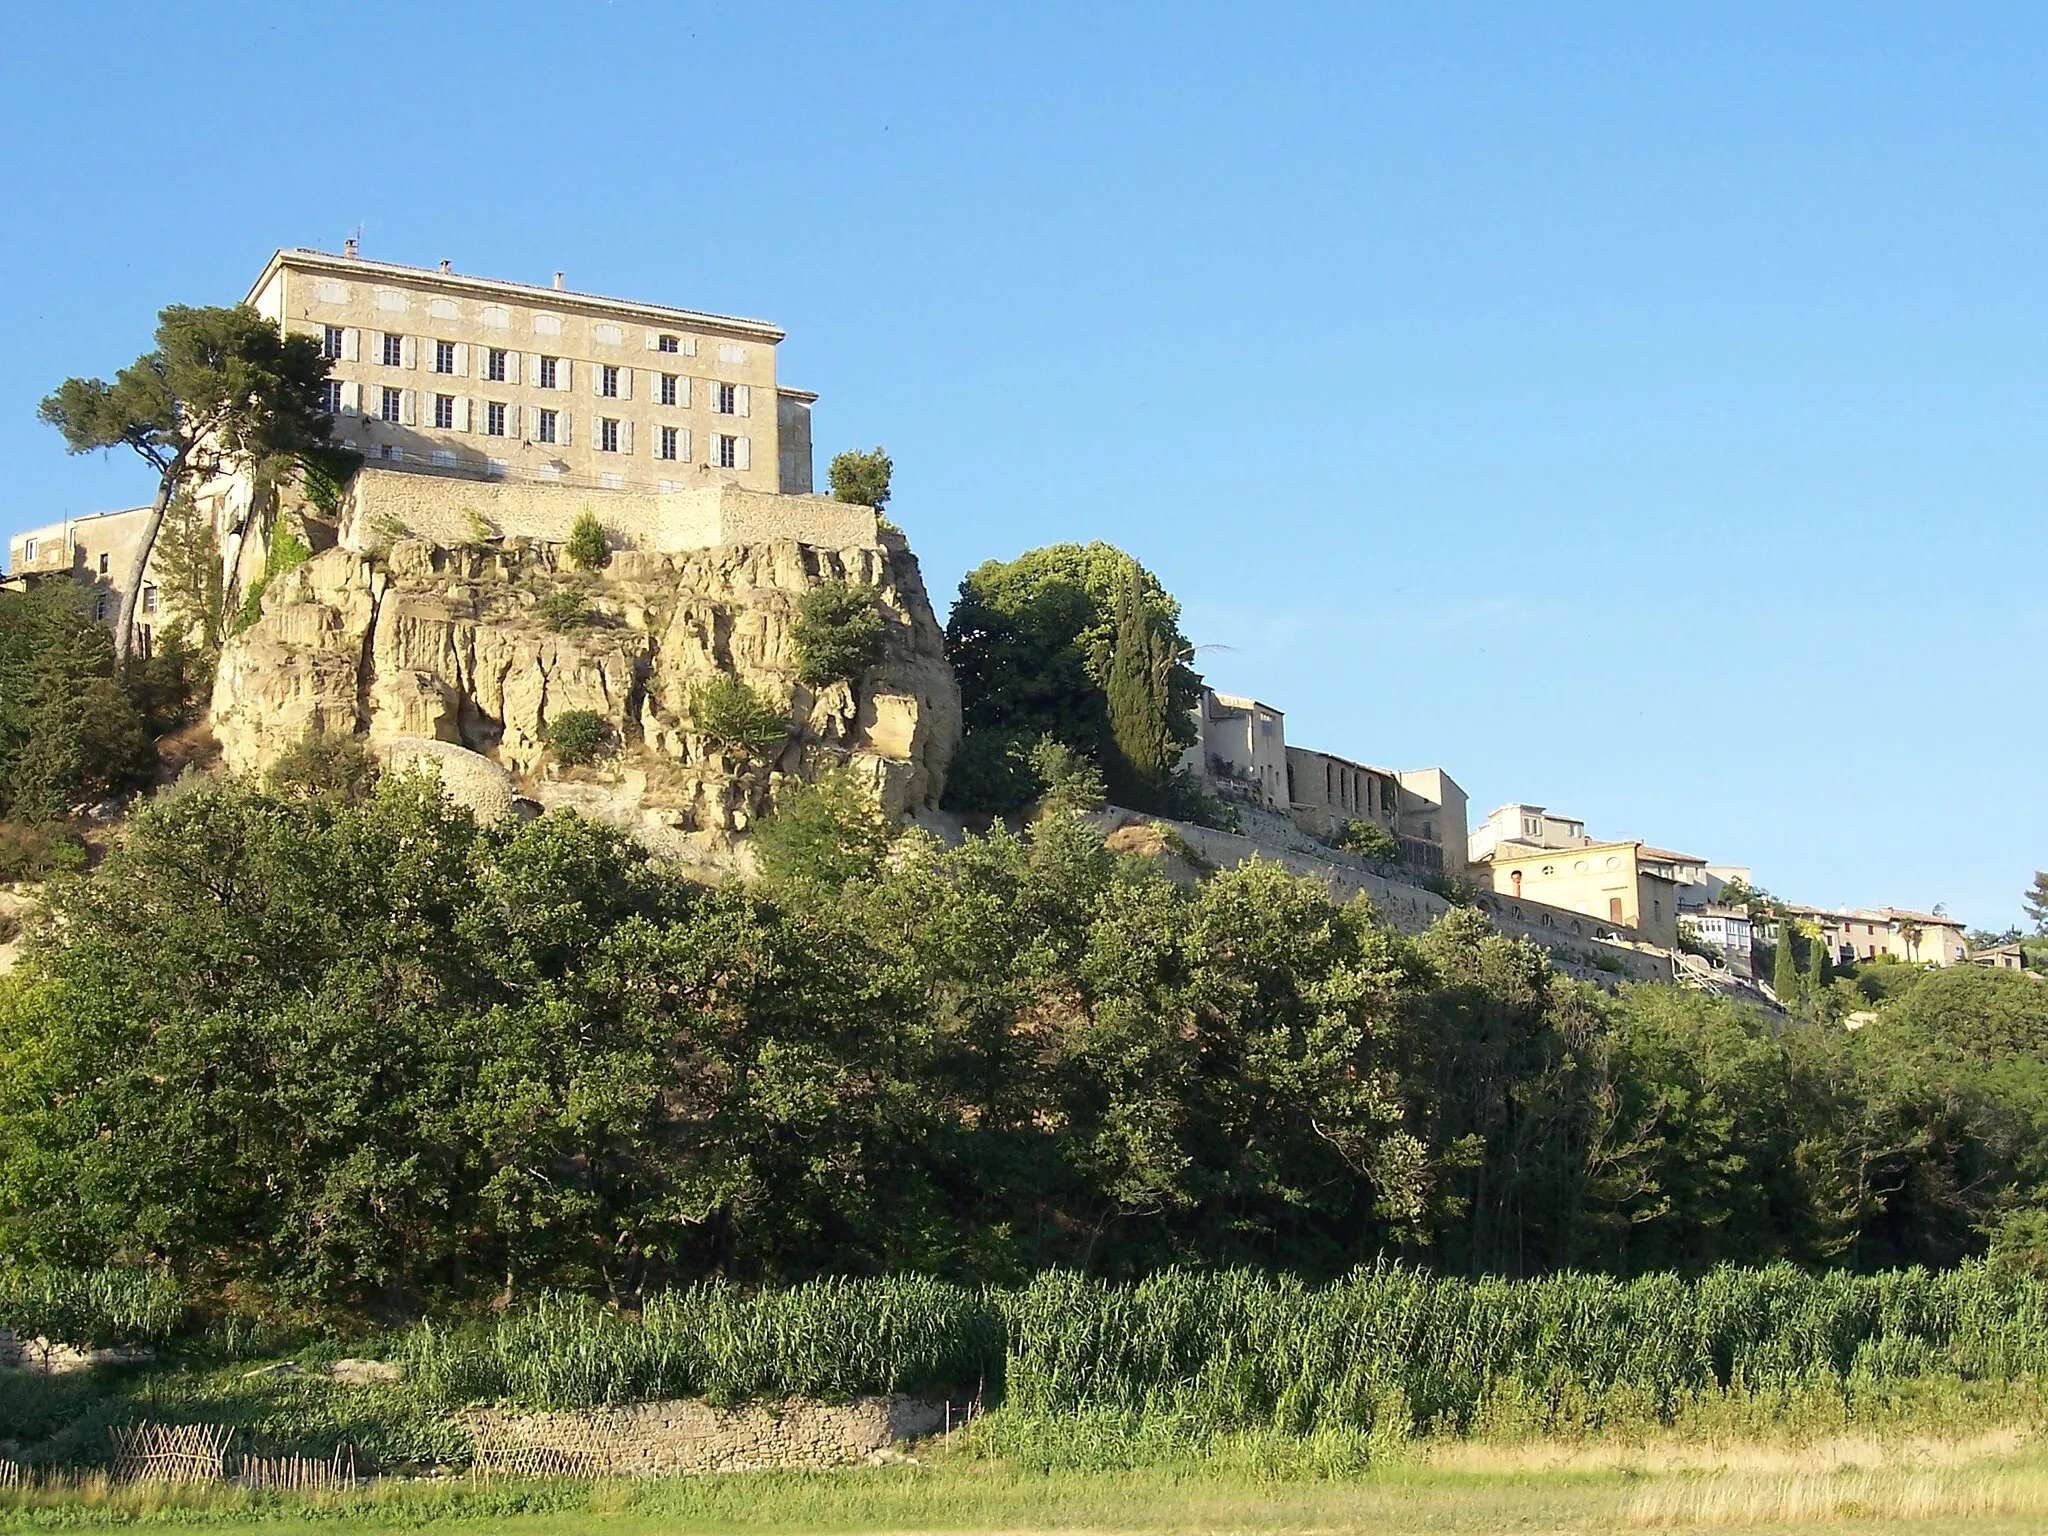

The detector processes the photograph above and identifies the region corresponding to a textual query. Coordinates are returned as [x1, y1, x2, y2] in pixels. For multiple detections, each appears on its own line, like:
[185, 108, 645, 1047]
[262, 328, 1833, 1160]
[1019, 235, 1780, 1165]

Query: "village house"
[5, 506, 164, 647]
[1480, 840, 1685, 950]
[1679, 904, 1756, 979]
[1775, 906, 1973, 969]
[1971, 943, 2028, 972]
[1184, 691, 1288, 810]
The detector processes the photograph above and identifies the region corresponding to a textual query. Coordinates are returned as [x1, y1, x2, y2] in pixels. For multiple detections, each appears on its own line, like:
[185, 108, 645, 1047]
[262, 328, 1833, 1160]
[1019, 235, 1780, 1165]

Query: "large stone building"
[1777, 905, 1973, 969]
[245, 245, 816, 497]
[1185, 691, 1289, 810]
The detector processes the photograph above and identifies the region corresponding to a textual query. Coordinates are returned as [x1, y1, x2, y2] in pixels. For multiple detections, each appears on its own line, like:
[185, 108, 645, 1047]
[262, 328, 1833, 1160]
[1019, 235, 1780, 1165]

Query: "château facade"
[246, 246, 817, 498]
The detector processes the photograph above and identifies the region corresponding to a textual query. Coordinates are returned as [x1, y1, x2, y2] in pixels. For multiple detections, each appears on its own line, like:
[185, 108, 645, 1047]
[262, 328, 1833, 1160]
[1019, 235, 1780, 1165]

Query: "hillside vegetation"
[1, 773, 2045, 1323]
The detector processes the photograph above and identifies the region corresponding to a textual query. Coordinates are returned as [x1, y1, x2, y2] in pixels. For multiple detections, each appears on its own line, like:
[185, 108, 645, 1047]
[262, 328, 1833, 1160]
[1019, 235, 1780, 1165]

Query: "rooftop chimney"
[343, 236, 358, 260]
[438, 259, 451, 274]
[553, 271, 565, 290]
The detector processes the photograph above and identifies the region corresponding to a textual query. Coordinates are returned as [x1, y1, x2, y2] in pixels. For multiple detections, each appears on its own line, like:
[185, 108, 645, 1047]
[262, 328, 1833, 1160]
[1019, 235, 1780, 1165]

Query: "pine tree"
[1773, 919, 1803, 1005]
[2026, 872, 2048, 936]
[1103, 563, 1172, 807]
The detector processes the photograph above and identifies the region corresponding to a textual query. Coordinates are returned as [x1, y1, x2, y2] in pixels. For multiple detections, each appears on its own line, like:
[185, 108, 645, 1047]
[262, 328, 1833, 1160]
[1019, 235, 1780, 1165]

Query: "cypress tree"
[1104, 563, 1171, 808]
[1808, 932, 1832, 994]
[1773, 919, 1803, 1005]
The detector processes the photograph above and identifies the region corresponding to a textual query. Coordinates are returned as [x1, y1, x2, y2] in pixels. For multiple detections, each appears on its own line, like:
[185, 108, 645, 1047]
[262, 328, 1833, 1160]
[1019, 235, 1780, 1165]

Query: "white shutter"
[508, 404, 521, 440]
[527, 352, 542, 386]
[679, 375, 692, 408]
[402, 389, 417, 426]
[343, 381, 361, 414]
[506, 350, 521, 385]
[343, 327, 360, 362]
[454, 343, 469, 377]
[684, 336, 698, 356]
[558, 411, 571, 446]
[735, 435, 751, 471]
[620, 367, 633, 400]
[645, 330, 659, 350]
[459, 398, 473, 432]
[559, 359, 572, 392]
[679, 426, 692, 461]
[401, 335, 418, 370]
[621, 420, 634, 454]
[735, 384, 750, 418]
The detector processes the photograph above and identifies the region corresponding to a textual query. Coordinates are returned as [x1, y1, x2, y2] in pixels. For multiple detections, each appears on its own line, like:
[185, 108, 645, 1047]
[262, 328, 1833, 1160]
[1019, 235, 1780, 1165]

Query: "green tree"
[1808, 932, 1833, 994]
[688, 677, 789, 762]
[40, 305, 332, 668]
[538, 589, 589, 631]
[827, 447, 893, 509]
[1027, 735, 1107, 815]
[945, 543, 1199, 815]
[753, 769, 896, 893]
[2024, 872, 2048, 936]
[150, 493, 227, 654]
[0, 583, 154, 824]
[1772, 920, 1803, 1005]
[792, 580, 886, 687]
[565, 511, 609, 570]
[267, 731, 380, 804]
[1340, 820, 1401, 862]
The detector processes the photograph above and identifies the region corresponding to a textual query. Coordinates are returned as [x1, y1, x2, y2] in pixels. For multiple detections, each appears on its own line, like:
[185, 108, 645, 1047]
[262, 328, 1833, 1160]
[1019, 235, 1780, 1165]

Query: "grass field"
[4, 1432, 2048, 1535]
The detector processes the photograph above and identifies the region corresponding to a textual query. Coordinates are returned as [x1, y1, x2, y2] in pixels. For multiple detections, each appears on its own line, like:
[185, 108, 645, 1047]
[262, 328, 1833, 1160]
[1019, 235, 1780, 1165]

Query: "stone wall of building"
[337, 467, 876, 557]
[465, 1395, 946, 1477]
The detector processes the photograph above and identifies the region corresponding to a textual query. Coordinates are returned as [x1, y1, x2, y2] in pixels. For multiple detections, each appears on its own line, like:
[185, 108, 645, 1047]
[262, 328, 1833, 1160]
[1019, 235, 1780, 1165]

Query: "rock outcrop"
[212, 526, 960, 861]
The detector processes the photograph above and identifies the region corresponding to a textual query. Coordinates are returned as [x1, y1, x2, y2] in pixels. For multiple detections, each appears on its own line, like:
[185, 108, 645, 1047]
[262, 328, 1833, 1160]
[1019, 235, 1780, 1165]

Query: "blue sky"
[2, 3, 2042, 926]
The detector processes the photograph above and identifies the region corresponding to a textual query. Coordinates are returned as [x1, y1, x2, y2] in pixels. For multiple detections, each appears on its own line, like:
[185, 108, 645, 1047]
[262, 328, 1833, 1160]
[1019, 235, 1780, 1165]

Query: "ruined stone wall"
[465, 1395, 945, 1477]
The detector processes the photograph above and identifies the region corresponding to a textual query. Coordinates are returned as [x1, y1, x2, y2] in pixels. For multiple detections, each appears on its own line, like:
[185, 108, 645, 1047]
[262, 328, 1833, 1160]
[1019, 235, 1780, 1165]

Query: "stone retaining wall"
[465, 1395, 946, 1477]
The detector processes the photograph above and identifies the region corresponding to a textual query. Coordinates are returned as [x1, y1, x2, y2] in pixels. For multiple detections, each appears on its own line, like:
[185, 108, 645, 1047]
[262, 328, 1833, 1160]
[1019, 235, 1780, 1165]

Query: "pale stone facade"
[1482, 840, 1684, 950]
[1286, 746, 1400, 841]
[245, 248, 815, 498]
[1185, 690, 1288, 809]
[1780, 905, 1973, 968]
[5, 507, 164, 644]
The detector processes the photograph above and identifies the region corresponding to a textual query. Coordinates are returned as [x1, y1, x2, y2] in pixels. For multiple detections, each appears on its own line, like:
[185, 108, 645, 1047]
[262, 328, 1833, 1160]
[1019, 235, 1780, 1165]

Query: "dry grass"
[1424, 1425, 2031, 1475]
[1620, 1462, 2048, 1527]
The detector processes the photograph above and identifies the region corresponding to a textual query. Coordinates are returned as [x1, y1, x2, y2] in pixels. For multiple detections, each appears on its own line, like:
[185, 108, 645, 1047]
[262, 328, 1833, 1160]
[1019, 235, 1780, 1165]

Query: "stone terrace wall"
[465, 1395, 945, 1477]
[338, 467, 876, 556]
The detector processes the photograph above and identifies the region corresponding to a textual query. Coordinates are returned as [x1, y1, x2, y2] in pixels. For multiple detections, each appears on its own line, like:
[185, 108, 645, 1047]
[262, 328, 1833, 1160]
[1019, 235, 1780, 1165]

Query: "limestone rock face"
[211, 530, 961, 853]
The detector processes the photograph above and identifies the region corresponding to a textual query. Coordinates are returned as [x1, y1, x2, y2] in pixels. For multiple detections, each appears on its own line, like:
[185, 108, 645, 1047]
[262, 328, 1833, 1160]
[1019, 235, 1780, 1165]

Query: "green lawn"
[5, 1435, 2048, 1535]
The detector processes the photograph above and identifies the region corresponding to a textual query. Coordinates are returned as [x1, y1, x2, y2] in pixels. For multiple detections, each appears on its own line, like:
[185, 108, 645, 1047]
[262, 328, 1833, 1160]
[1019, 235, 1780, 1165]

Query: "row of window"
[356, 386, 746, 466]
[322, 327, 749, 411]
[313, 283, 745, 360]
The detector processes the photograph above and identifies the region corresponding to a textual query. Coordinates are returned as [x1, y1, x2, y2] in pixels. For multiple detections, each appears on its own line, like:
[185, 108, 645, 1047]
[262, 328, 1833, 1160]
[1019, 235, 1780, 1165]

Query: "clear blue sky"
[2, 3, 2041, 927]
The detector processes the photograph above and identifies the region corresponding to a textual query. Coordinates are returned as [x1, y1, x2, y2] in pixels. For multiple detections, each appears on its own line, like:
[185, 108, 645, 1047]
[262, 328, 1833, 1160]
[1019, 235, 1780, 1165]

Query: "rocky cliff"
[211, 526, 961, 864]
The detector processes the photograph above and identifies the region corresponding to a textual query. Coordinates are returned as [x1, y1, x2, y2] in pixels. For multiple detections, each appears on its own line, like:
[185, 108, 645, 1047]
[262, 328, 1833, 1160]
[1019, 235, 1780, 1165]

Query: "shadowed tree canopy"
[945, 543, 1200, 814]
[39, 305, 333, 667]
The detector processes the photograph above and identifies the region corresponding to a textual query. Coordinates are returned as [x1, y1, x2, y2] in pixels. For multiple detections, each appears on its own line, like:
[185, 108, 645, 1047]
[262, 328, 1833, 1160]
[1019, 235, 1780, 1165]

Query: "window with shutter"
[401, 336, 418, 370]
[343, 328, 360, 362]
[735, 385, 750, 418]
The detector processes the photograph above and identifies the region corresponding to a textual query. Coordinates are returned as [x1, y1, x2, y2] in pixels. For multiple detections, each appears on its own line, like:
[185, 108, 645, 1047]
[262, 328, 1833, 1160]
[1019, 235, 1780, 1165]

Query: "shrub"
[548, 710, 614, 766]
[827, 446, 892, 509]
[753, 769, 896, 892]
[0, 822, 86, 882]
[688, 677, 789, 761]
[266, 731, 380, 804]
[233, 528, 313, 634]
[566, 511, 609, 570]
[538, 589, 589, 632]
[1028, 736, 1107, 815]
[792, 581, 886, 687]
[1339, 820, 1400, 862]
[943, 729, 1038, 816]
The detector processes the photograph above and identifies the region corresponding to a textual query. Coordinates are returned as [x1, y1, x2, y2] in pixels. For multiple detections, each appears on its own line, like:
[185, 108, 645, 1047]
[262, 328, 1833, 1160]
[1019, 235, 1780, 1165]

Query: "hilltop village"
[2, 248, 2009, 992]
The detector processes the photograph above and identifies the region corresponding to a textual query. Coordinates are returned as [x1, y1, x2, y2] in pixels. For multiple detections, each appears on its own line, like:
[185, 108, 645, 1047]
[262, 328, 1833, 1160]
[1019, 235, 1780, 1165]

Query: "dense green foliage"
[0, 1266, 184, 1349]
[1339, 820, 1400, 861]
[946, 544, 1201, 814]
[0, 582, 154, 825]
[827, 446, 893, 509]
[232, 528, 312, 635]
[266, 732, 381, 805]
[792, 580, 887, 687]
[687, 677, 789, 760]
[565, 511, 609, 570]
[1, 778, 2045, 1324]
[547, 710, 614, 766]
[752, 770, 896, 893]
